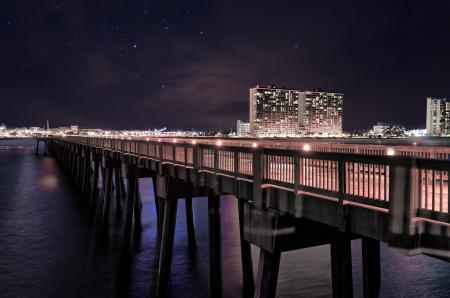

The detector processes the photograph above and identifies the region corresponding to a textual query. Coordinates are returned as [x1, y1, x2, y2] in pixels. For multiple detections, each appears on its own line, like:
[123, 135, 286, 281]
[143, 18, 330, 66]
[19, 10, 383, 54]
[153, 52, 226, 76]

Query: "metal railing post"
[338, 159, 347, 232]
[252, 148, 264, 208]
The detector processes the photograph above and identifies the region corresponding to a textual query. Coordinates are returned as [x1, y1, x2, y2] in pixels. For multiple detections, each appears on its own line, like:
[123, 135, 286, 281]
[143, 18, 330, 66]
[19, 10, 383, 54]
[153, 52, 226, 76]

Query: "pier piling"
[208, 194, 222, 297]
[254, 249, 281, 298]
[362, 238, 380, 298]
[330, 235, 353, 298]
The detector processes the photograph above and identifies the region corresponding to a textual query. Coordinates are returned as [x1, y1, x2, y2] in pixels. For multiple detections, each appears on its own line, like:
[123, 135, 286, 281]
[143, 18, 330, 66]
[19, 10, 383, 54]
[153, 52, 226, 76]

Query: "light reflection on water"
[1, 140, 450, 297]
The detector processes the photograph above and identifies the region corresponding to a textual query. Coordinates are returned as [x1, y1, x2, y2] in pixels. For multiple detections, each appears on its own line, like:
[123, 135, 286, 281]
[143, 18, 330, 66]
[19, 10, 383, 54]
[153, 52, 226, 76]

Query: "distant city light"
[386, 148, 395, 156]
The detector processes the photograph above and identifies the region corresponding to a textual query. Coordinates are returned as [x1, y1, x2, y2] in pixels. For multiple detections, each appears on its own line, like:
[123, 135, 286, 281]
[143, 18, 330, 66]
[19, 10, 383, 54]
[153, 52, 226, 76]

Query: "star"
[133, 44, 138, 49]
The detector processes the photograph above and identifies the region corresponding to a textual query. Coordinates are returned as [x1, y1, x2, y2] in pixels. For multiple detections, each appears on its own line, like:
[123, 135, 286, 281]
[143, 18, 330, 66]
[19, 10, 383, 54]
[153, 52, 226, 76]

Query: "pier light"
[303, 144, 311, 151]
[386, 147, 395, 156]
[192, 140, 197, 145]
[216, 140, 223, 146]
[158, 138, 162, 142]
[145, 138, 149, 141]
[173, 139, 177, 143]
[252, 142, 258, 148]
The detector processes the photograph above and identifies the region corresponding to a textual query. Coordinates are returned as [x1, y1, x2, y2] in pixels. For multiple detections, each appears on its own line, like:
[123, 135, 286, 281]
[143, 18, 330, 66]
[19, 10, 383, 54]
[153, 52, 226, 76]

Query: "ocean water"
[1, 140, 450, 297]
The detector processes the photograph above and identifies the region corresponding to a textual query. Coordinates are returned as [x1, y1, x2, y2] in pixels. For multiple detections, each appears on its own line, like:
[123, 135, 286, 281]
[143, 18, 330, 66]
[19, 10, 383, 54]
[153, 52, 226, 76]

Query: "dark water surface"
[1, 140, 450, 297]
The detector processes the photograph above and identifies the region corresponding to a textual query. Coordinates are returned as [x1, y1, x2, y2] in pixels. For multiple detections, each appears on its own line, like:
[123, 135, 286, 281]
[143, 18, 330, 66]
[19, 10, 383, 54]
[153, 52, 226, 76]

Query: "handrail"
[53, 136, 450, 223]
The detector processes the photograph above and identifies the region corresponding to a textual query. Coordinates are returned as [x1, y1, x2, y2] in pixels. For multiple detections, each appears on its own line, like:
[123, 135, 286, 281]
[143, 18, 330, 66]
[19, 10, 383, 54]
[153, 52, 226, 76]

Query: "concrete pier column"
[101, 166, 106, 192]
[35, 140, 39, 156]
[238, 197, 254, 294]
[133, 179, 142, 231]
[82, 151, 92, 200]
[80, 150, 87, 197]
[123, 176, 137, 251]
[330, 235, 353, 298]
[362, 238, 380, 298]
[151, 175, 163, 238]
[63, 145, 70, 173]
[120, 175, 126, 198]
[75, 154, 81, 192]
[114, 164, 123, 216]
[185, 197, 197, 253]
[156, 176, 195, 297]
[69, 150, 76, 183]
[90, 156, 100, 211]
[254, 249, 281, 298]
[76, 151, 84, 194]
[156, 196, 178, 297]
[208, 194, 222, 298]
[101, 163, 114, 228]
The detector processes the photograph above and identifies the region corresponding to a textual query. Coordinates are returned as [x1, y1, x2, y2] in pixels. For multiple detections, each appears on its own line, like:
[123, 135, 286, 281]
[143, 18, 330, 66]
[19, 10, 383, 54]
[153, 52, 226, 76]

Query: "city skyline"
[0, 90, 438, 134]
[2, 1, 450, 130]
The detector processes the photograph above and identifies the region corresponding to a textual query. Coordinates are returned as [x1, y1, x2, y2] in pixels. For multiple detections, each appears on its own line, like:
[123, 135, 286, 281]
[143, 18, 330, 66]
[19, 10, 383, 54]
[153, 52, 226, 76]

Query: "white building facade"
[298, 90, 343, 135]
[236, 120, 250, 137]
[426, 97, 450, 136]
[249, 86, 344, 137]
[249, 85, 300, 137]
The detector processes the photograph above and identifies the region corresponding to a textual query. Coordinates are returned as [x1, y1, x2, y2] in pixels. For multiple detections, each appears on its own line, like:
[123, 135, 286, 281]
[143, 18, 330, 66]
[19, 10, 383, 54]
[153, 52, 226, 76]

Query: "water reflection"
[38, 175, 58, 190]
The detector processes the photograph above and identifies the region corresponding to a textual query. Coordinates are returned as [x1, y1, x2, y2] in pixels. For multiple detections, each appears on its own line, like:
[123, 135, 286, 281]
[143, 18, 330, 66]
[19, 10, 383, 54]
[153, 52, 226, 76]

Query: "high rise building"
[236, 120, 250, 137]
[249, 85, 300, 137]
[426, 97, 450, 136]
[298, 90, 343, 135]
[249, 85, 344, 137]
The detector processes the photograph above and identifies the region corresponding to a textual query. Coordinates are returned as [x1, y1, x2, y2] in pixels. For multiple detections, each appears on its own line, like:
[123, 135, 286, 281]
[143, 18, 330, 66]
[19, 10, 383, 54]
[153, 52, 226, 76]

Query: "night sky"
[2, 1, 450, 131]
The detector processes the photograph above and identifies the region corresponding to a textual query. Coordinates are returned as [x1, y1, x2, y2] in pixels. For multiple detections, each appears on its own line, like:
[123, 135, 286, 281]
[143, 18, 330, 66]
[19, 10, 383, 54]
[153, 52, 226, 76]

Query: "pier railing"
[56, 136, 450, 224]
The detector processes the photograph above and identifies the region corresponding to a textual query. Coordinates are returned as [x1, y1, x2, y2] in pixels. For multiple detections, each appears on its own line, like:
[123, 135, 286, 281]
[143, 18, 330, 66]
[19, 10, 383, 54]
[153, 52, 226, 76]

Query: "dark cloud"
[1, 1, 450, 130]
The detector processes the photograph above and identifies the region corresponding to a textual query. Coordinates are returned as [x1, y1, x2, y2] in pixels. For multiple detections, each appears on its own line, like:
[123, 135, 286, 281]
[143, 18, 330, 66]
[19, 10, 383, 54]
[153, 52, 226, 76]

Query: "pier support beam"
[156, 195, 178, 297]
[90, 153, 101, 212]
[81, 150, 92, 200]
[101, 160, 114, 228]
[114, 163, 123, 216]
[362, 238, 380, 298]
[238, 197, 254, 295]
[254, 249, 281, 298]
[330, 235, 353, 298]
[185, 197, 197, 253]
[134, 179, 142, 231]
[208, 194, 222, 297]
[151, 175, 163, 238]
[156, 176, 196, 297]
[35, 140, 40, 156]
[123, 175, 137, 251]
